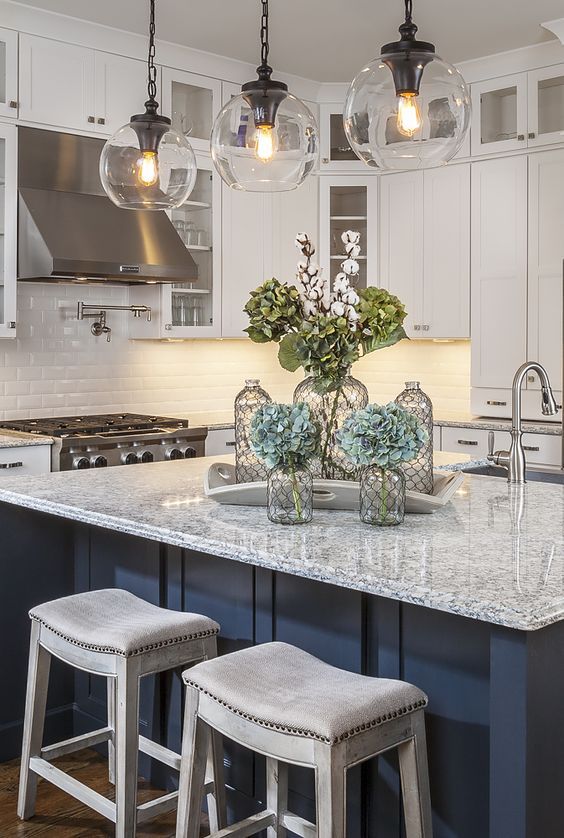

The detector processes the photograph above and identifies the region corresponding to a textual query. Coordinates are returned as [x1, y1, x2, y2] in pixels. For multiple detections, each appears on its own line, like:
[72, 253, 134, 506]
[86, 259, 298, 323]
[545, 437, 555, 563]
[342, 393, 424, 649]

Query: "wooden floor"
[0, 749, 208, 836]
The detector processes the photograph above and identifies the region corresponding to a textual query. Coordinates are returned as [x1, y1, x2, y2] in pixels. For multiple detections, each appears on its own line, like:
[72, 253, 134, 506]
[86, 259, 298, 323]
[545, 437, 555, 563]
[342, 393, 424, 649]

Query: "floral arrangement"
[250, 402, 320, 470]
[336, 402, 428, 469]
[244, 233, 407, 395]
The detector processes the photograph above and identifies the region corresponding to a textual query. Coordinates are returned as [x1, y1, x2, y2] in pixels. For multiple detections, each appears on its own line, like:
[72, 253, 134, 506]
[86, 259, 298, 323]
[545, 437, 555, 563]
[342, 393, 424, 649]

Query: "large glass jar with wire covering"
[234, 379, 272, 483]
[395, 381, 434, 494]
[293, 373, 369, 480]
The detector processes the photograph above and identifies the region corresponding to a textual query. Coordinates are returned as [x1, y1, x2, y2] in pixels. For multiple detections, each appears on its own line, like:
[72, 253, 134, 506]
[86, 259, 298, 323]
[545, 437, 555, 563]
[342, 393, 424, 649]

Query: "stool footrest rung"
[136, 790, 179, 824]
[29, 756, 116, 822]
[280, 811, 316, 837]
[40, 726, 112, 761]
[138, 735, 181, 771]
[210, 810, 276, 838]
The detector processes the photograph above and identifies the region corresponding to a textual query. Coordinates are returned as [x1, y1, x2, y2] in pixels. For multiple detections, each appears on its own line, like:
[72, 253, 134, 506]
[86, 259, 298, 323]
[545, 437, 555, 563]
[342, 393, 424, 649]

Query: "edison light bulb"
[138, 151, 159, 186]
[255, 126, 275, 162]
[397, 94, 422, 137]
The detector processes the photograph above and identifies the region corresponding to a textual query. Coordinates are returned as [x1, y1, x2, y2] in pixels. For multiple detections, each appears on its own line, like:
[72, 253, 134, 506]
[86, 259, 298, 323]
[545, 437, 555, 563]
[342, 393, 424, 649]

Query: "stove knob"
[141, 451, 154, 463]
[166, 447, 183, 461]
[121, 451, 139, 465]
[91, 455, 108, 468]
[73, 456, 90, 470]
[183, 446, 197, 459]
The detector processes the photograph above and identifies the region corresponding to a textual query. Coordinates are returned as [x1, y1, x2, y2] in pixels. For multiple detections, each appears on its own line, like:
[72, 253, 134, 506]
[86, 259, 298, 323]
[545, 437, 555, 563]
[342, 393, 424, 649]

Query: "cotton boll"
[345, 244, 361, 258]
[342, 259, 359, 275]
[343, 289, 360, 306]
[295, 232, 309, 246]
[330, 300, 346, 317]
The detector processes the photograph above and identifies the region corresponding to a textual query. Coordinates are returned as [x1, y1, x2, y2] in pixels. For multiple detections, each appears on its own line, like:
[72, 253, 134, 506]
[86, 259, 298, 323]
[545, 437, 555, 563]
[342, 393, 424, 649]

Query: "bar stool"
[18, 588, 227, 837]
[176, 641, 432, 838]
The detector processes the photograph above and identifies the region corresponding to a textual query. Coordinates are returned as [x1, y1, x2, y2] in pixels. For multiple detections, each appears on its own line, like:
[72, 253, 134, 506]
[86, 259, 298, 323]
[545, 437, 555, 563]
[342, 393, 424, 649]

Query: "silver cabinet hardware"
[527, 374, 535, 383]
[486, 400, 507, 406]
[523, 445, 540, 452]
[528, 132, 536, 139]
[9, 100, 17, 109]
[517, 134, 525, 141]
[413, 325, 421, 331]
[164, 324, 172, 331]
[0, 461, 23, 469]
[88, 116, 95, 123]
[97, 117, 106, 125]
[8, 321, 15, 329]
[225, 441, 236, 448]
[322, 157, 329, 164]
[457, 439, 478, 446]
[422, 325, 430, 331]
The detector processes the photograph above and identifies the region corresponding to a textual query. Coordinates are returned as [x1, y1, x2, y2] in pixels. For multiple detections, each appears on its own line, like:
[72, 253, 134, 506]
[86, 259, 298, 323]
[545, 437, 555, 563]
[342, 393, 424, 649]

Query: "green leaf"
[361, 325, 408, 355]
[278, 333, 302, 372]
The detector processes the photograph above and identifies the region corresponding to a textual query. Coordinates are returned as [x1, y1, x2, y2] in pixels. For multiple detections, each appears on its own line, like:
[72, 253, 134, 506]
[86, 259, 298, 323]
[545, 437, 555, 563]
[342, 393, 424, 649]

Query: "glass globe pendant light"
[343, 0, 471, 171]
[210, 0, 318, 192]
[99, 0, 197, 210]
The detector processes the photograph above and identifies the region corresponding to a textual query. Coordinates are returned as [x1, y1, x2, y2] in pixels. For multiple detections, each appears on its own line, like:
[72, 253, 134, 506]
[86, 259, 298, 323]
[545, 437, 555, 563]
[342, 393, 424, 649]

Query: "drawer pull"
[0, 461, 23, 469]
[457, 439, 478, 446]
[225, 441, 236, 448]
[486, 400, 507, 406]
[523, 445, 540, 452]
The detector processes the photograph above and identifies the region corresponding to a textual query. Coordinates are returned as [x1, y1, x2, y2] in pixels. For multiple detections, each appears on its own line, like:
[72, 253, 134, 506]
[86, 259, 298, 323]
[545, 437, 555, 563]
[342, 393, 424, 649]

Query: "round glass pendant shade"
[100, 122, 197, 210]
[211, 92, 318, 192]
[343, 51, 471, 171]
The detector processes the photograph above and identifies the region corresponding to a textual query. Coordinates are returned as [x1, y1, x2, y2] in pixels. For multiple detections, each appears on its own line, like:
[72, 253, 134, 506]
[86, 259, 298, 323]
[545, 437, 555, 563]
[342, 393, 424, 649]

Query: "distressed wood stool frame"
[18, 620, 227, 837]
[176, 684, 432, 838]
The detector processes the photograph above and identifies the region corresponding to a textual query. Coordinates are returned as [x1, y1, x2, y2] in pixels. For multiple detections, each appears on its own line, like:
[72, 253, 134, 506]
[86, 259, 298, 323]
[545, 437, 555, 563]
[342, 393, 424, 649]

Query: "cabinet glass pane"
[480, 86, 517, 144]
[538, 76, 564, 137]
[171, 81, 213, 143]
[330, 113, 357, 161]
[170, 169, 214, 329]
[330, 185, 367, 288]
[0, 42, 6, 104]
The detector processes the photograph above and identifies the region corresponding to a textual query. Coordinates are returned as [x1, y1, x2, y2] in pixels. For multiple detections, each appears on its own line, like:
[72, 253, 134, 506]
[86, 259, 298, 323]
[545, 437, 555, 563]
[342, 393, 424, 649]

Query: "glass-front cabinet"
[319, 104, 363, 171]
[0, 27, 18, 119]
[0, 123, 16, 338]
[160, 67, 221, 153]
[319, 176, 378, 291]
[528, 64, 564, 148]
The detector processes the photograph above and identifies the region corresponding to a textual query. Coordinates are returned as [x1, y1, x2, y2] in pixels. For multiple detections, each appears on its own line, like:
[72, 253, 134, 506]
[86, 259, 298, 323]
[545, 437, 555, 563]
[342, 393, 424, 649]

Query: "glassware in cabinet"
[161, 67, 221, 153]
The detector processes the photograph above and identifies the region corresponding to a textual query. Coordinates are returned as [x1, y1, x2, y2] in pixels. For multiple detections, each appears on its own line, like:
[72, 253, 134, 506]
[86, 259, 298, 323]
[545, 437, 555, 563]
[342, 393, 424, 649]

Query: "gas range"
[0, 413, 208, 471]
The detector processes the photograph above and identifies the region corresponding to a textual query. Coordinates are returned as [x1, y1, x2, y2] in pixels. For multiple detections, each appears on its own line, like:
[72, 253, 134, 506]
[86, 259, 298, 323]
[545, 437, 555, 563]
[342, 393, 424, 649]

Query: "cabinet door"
[271, 175, 319, 282]
[471, 156, 528, 388]
[19, 35, 95, 132]
[379, 171, 424, 336]
[161, 67, 221, 153]
[422, 164, 470, 338]
[0, 123, 17, 338]
[527, 149, 564, 397]
[527, 64, 564, 149]
[471, 73, 528, 156]
[221, 188, 273, 338]
[0, 28, 18, 119]
[319, 103, 363, 171]
[95, 52, 151, 135]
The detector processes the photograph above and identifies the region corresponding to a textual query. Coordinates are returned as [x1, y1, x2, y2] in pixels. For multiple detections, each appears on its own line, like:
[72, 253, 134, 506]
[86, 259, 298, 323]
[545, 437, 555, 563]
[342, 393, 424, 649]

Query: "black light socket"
[130, 100, 171, 154]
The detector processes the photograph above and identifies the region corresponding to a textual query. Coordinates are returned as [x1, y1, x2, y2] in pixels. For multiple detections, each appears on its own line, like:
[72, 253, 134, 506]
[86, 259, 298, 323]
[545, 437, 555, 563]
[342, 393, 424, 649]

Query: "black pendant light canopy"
[100, 0, 197, 210]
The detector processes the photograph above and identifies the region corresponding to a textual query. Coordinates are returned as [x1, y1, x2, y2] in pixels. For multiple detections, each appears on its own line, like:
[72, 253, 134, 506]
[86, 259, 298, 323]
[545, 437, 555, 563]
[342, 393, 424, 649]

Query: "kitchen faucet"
[487, 361, 558, 484]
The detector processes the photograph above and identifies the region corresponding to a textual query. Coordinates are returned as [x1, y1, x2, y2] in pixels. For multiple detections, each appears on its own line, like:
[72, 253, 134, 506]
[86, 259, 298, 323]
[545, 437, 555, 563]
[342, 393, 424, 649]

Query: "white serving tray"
[204, 462, 464, 514]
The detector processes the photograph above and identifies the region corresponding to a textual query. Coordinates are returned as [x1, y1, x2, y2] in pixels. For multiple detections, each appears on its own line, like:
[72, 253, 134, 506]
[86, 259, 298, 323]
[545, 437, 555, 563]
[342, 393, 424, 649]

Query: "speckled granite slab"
[434, 415, 562, 436]
[0, 456, 562, 631]
[0, 431, 53, 449]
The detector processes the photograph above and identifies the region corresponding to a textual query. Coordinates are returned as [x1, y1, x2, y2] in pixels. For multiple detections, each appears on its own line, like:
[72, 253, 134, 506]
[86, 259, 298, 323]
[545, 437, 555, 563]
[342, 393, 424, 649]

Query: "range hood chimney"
[18, 127, 199, 285]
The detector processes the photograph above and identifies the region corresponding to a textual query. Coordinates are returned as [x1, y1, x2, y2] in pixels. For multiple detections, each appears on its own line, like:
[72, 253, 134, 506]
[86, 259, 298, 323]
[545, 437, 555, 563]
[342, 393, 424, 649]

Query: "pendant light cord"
[257, 0, 272, 81]
[147, 0, 158, 107]
[404, 0, 413, 23]
[399, 0, 417, 41]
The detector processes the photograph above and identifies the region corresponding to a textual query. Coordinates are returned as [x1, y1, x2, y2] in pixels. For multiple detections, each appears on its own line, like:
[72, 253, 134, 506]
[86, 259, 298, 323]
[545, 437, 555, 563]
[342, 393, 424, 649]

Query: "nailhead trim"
[186, 681, 428, 745]
[30, 613, 218, 658]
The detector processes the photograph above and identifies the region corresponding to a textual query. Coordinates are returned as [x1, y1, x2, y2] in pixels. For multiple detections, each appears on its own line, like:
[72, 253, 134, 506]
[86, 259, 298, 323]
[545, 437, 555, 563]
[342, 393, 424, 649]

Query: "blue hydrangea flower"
[336, 402, 428, 469]
[250, 402, 320, 469]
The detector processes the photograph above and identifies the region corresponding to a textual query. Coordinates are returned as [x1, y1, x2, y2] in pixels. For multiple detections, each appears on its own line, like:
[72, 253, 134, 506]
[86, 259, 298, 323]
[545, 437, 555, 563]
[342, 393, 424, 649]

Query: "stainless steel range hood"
[18, 127, 199, 284]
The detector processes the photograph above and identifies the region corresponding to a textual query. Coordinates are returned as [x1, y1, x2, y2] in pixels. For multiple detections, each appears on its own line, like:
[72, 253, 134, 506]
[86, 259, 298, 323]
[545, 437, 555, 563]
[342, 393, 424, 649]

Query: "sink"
[464, 465, 564, 485]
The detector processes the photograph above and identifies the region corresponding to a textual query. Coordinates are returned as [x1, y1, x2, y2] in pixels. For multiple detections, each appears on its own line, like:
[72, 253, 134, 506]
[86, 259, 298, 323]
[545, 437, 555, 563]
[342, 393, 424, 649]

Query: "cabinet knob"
[322, 157, 329, 164]
[88, 116, 95, 124]
[9, 100, 17, 109]
[413, 324, 421, 331]
[164, 324, 172, 331]
[528, 132, 536, 140]
[527, 374, 535, 383]
[422, 324, 430, 331]
[517, 134, 525, 141]
[8, 321, 15, 329]
[97, 117, 106, 125]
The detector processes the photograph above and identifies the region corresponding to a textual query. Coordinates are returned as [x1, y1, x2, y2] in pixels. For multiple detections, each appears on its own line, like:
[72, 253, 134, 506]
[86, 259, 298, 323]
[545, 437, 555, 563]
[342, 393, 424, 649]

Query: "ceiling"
[13, 0, 564, 82]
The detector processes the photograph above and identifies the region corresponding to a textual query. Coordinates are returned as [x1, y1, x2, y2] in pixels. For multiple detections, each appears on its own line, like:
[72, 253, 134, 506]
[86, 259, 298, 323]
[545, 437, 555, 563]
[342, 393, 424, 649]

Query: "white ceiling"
[13, 0, 564, 82]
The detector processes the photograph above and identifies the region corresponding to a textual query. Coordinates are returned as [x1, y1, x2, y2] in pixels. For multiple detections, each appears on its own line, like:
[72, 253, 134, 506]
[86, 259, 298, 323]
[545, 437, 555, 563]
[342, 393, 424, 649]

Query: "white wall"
[0, 283, 471, 423]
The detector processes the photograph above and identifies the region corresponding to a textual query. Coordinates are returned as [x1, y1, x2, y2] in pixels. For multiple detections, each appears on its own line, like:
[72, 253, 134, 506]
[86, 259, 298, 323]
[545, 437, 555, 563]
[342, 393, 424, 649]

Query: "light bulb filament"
[255, 125, 275, 162]
[397, 93, 421, 138]
[138, 151, 159, 186]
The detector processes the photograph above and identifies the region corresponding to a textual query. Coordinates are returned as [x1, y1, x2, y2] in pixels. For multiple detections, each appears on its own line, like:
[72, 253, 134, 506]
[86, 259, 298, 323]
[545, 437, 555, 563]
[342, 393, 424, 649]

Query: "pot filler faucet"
[487, 362, 558, 484]
[77, 301, 151, 343]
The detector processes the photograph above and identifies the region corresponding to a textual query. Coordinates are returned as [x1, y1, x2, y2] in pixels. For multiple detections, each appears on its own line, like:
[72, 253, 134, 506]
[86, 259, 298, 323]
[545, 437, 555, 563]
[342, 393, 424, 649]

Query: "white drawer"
[441, 426, 511, 458]
[470, 388, 511, 419]
[0, 445, 51, 476]
[520, 432, 561, 466]
[205, 428, 235, 458]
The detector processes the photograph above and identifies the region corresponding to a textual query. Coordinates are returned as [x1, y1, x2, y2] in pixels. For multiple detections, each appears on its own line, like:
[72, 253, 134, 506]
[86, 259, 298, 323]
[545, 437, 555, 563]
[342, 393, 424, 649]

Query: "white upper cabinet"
[471, 155, 528, 387]
[527, 64, 564, 148]
[272, 175, 319, 283]
[527, 148, 564, 396]
[160, 68, 221, 153]
[94, 52, 151, 136]
[0, 122, 17, 338]
[319, 103, 364, 172]
[471, 73, 528, 156]
[19, 34, 96, 132]
[0, 28, 18, 119]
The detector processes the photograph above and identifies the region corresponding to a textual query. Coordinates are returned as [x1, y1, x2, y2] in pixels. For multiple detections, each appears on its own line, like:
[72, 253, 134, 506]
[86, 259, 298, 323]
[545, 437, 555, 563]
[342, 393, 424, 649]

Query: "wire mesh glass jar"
[267, 464, 313, 525]
[234, 379, 272, 483]
[395, 381, 434, 494]
[360, 466, 406, 526]
[293, 374, 369, 480]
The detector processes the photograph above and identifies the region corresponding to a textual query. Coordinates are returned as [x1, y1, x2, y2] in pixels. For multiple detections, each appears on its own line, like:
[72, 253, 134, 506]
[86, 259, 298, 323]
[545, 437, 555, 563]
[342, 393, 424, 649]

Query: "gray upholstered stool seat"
[176, 641, 433, 838]
[184, 641, 427, 745]
[18, 589, 226, 838]
[30, 588, 219, 656]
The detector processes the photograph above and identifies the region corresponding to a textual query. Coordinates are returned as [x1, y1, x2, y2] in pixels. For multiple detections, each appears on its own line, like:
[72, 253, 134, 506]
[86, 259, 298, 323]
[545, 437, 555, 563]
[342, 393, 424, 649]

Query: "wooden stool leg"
[114, 657, 140, 838]
[267, 758, 288, 837]
[206, 730, 227, 831]
[18, 621, 51, 820]
[398, 711, 433, 838]
[176, 685, 211, 838]
[107, 677, 116, 785]
[314, 743, 346, 838]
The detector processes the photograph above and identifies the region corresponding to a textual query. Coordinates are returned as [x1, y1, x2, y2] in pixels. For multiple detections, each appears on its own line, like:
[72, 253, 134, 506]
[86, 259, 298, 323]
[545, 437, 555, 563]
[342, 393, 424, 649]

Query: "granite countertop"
[0, 430, 53, 449]
[434, 414, 562, 436]
[0, 454, 562, 632]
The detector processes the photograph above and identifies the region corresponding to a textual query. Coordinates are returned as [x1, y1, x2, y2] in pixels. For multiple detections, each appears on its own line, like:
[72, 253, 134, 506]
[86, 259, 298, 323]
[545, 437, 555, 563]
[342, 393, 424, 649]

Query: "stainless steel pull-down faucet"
[487, 361, 558, 484]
